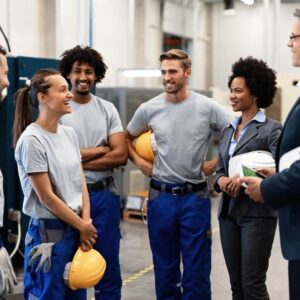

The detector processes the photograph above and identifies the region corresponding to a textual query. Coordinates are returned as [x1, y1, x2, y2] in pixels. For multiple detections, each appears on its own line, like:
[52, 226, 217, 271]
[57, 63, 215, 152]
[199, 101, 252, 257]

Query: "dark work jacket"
[214, 118, 282, 219]
[261, 97, 300, 260]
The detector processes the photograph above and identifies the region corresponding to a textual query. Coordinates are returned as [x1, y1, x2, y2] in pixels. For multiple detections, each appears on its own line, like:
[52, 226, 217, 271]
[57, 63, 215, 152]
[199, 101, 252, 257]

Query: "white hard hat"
[228, 150, 275, 177]
[279, 146, 300, 172]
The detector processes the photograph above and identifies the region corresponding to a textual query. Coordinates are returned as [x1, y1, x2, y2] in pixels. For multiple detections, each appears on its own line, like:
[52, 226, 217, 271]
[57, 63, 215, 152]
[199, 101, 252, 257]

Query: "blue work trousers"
[23, 219, 85, 300]
[88, 188, 122, 300]
[147, 188, 212, 300]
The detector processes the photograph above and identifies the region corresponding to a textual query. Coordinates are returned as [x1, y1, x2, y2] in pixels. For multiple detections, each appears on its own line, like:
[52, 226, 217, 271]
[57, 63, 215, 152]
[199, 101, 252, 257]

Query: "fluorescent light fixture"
[122, 69, 161, 78]
[240, 0, 254, 5]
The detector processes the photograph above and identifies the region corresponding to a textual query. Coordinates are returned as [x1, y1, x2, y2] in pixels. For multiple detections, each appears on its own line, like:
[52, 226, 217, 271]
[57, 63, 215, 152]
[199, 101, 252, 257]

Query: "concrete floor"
[8, 193, 289, 300]
[117, 194, 289, 300]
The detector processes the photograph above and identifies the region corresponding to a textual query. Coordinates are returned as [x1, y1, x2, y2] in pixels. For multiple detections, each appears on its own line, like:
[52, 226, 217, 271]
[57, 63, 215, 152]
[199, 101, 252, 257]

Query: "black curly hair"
[228, 57, 277, 108]
[59, 45, 107, 84]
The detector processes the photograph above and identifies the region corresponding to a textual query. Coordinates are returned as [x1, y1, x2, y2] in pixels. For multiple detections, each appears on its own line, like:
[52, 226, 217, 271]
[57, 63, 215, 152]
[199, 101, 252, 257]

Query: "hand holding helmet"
[64, 248, 106, 290]
[134, 130, 157, 163]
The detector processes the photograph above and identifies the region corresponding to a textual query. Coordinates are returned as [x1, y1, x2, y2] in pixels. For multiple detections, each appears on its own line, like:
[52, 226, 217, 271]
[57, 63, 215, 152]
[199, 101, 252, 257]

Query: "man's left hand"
[239, 177, 264, 203]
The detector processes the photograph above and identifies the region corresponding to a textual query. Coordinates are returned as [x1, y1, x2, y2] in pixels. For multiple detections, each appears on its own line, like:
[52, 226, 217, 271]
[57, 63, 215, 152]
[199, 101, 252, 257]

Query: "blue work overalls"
[147, 179, 212, 300]
[80, 177, 122, 300]
[24, 218, 85, 300]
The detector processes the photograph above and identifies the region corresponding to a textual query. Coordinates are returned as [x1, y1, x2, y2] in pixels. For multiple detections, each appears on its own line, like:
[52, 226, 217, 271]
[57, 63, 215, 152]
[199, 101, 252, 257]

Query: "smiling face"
[160, 59, 191, 95]
[68, 61, 96, 97]
[39, 74, 73, 116]
[0, 54, 9, 103]
[229, 77, 257, 113]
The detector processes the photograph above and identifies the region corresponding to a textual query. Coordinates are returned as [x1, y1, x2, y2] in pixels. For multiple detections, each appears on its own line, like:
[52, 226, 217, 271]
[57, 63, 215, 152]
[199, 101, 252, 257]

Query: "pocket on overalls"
[147, 188, 160, 211]
[194, 187, 210, 199]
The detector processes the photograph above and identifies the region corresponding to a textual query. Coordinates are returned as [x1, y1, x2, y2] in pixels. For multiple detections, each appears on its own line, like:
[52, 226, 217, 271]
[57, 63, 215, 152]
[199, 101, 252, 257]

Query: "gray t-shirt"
[127, 91, 231, 184]
[60, 94, 123, 184]
[15, 123, 83, 219]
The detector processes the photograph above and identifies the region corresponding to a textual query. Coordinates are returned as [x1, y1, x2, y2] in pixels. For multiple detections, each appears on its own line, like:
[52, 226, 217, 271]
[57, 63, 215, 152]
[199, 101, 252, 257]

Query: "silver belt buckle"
[172, 186, 184, 196]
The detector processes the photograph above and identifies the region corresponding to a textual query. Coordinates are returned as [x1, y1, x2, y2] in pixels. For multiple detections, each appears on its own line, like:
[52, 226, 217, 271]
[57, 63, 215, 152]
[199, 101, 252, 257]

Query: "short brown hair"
[294, 9, 300, 19]
[159, 49, 192, 70]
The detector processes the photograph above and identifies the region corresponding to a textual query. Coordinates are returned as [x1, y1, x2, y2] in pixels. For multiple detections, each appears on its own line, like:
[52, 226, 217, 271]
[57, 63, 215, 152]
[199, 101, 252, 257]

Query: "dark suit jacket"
[214, 117, 282, 219]
[261, 97, 300, 260]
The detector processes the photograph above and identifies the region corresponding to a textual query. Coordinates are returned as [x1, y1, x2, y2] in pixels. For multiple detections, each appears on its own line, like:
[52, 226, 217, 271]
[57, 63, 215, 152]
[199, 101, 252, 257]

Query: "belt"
[30, 218, 74, 243]
[30, 218, 72, 230]
[150, 180, 207, 196]
[87, 176, 113, 192]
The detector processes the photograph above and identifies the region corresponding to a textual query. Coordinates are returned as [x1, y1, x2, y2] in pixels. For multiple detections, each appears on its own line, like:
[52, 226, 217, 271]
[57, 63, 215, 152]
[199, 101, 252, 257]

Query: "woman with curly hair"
[214, 57, 282, 300]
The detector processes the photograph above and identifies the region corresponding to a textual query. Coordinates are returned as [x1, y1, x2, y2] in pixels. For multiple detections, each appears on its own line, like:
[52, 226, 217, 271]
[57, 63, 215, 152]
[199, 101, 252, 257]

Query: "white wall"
[212, 2, 266, 90]
[92, 0, 130, 86]
[211, 1, 300, 89]
[210, 2, 300, 121]
[0, 0, 131, 86]
[0, 0, 46, 57]
[0, 0, 300, 94]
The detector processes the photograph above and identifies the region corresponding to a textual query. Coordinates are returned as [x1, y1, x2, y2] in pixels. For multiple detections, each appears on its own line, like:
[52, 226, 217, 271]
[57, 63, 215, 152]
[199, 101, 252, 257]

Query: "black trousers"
[219, 216, 277, 300]
[288, 260, 300, 300]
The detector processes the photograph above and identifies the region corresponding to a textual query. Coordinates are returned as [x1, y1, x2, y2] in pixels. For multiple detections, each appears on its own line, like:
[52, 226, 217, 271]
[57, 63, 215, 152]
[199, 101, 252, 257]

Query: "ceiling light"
[240, 0, 254, 5]
[122, 69, 161, 78]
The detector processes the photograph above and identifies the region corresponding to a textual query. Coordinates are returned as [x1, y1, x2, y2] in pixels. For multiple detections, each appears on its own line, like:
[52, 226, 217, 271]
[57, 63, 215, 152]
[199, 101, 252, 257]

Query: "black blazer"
[214, 117, 282, 219]
[261, 97, 300, 260]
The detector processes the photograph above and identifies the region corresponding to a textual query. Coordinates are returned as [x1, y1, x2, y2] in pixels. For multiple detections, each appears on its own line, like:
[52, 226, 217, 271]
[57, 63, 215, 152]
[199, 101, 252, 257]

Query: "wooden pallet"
[123, 209, 147, 223]
[123, 190, 148, 223]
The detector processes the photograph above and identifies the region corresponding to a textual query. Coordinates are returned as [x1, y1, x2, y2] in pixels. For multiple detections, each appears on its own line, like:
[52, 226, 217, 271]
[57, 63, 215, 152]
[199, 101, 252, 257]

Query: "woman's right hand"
[218, 176, 232, 192]
[218, 175, 240, 197]
[226, 175, 241, 197]
[79, 219, 97, 251]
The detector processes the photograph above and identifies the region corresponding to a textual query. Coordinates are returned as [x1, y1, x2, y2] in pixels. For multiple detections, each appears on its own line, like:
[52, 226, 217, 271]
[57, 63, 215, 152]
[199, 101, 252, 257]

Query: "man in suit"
[241, 9, 300, 300]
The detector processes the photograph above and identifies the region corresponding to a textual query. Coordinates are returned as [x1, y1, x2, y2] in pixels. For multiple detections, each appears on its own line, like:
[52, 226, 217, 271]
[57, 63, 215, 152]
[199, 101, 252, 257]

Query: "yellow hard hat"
[67, 248, 106, 290]
[134, 130, 156, 162]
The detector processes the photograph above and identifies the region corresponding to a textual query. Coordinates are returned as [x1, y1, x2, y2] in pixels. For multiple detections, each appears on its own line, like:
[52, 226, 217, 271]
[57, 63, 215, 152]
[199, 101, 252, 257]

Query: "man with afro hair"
[59, 45, 128, 300]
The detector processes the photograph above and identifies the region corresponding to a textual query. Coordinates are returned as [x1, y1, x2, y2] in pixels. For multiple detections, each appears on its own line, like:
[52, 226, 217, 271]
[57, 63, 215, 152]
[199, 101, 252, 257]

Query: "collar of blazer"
[221, 121, 265, 163]
[220, 119, 267, 165]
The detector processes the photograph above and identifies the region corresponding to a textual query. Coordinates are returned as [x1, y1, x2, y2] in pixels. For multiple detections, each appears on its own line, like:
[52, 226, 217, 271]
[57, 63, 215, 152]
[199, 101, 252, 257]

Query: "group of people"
[0, 8, 300, 300]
